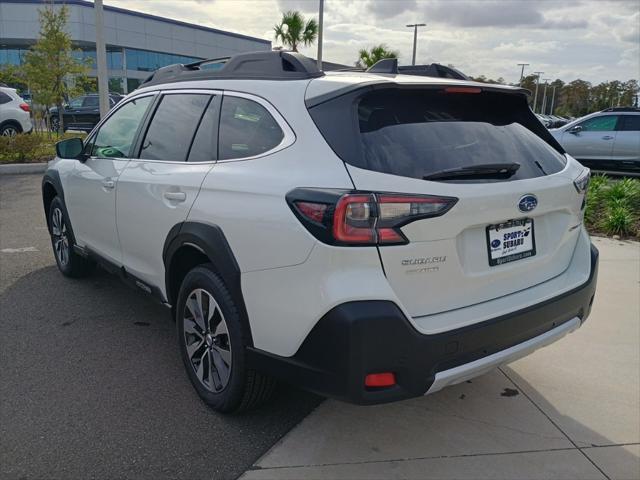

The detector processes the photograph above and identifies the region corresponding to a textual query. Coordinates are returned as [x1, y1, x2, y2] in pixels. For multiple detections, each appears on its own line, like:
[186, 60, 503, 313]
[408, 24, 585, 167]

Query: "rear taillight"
[573, 168, 590, 194]
[287, 188, 457, 246]
[19, 103, 30, 112]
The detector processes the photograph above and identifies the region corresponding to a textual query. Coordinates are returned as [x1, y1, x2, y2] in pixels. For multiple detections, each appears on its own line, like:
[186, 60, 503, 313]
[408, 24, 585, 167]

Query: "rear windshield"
[309, 87, 567, 182]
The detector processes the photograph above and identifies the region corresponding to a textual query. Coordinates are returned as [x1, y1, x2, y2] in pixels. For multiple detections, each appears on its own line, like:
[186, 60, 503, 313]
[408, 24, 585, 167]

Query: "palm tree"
[274, 11, 318, 52]
[356, 44, 399, 69]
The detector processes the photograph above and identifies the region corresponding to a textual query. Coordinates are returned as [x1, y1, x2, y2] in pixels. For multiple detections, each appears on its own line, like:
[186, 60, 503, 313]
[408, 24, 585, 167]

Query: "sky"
[103, 0, 639, 84]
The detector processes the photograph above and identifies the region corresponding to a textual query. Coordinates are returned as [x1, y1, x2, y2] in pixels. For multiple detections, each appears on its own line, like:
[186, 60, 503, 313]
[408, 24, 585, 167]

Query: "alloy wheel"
[1, 126, 18, 137]
[51, 207, 69, 266]
[183, 288, 232, 392]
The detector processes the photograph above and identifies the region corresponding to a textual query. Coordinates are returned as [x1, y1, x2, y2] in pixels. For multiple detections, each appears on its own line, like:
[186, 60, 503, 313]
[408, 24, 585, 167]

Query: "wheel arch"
[0, 119, 23, 133]
[163, 222, 253, 346]
[41, 170, 76, 242]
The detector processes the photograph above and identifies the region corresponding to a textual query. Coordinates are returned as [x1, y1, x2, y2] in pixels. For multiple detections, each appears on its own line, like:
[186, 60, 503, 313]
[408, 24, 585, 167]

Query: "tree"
[356, 44, 399, 68]
[273, 11, 318, 52]
[23, 4, 89, 134]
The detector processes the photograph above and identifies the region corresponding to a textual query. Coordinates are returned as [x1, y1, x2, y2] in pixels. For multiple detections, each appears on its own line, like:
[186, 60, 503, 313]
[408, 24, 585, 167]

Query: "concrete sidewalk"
[241, 236, 640, 480]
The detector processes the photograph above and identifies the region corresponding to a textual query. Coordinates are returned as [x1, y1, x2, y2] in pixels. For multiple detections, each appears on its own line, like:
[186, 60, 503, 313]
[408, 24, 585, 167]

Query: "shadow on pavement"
[0, 265, 322, 480]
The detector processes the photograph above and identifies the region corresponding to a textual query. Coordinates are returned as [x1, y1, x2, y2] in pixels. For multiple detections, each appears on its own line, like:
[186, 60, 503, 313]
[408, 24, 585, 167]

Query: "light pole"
[550, 85, 557, 115]
[316, 0, 324, 70]
[517, 63, 529, 85]
[406, 23, 426, 66]
[541, 79, 550, 115]
[532, 71, 544, 113]
[95, 0, 109, 119]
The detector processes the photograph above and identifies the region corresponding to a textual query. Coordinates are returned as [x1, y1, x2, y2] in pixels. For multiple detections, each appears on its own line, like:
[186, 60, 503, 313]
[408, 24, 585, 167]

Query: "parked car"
[43, 51, 598, 412]
[49, 93, 123, 132]
[0, 85, 32, 136]
[550, 107, 640, 174]
[535, 113, 552, 128]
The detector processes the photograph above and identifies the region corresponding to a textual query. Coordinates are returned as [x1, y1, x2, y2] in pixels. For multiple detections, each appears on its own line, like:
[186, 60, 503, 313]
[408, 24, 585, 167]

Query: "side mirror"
[568, 125, 582, 134]
[56, 137, 85, 160]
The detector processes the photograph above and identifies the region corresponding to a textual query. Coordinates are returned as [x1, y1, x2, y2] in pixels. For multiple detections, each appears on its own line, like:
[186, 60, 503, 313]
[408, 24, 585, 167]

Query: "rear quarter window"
[218, 96, 284, 160]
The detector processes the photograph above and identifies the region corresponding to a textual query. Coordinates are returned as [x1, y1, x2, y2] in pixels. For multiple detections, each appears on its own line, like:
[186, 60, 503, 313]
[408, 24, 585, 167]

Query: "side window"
[0, 92, 12, 104]
[139, 94, 210, 161]
[218, 96, 284, 160]
[91, 95, 153, 158]
[578, 115, 618, 132]
[188, 95, 221, 162]
[83, 96, 99, 108]
[619, 115, 640, 132]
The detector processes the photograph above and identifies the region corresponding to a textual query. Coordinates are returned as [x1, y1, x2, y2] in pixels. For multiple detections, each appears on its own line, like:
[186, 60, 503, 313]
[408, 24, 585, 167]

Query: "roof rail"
[348, 61, 469, 80]
[140, 50, 323, 87]
[601, 107, 640, 112]
[398, 64, 469, 80]
[366, 58, 398, 74]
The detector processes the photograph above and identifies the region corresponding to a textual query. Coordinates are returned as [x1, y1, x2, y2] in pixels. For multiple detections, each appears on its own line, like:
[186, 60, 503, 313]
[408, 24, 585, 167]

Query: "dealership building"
[0, 0, 271, 93]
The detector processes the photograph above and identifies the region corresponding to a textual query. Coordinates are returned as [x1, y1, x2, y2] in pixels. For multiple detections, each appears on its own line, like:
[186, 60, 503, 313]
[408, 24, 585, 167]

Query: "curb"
[0, 162, 48, 175]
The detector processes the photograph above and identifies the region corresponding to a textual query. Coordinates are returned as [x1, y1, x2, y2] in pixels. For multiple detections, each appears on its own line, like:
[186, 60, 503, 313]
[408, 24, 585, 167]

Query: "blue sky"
[105, 0, 639, 84]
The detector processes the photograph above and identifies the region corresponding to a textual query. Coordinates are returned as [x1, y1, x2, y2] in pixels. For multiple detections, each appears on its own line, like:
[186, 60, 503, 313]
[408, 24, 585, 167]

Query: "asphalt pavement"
[0, 174, 321, 480]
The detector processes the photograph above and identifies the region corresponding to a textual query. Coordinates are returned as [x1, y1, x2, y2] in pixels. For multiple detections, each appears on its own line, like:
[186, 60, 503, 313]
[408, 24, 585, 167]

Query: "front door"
[65, 94, 155, 264]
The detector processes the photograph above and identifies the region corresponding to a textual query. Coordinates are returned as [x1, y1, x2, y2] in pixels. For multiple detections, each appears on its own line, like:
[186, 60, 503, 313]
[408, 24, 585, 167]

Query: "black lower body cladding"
[248, 244, 599, 405]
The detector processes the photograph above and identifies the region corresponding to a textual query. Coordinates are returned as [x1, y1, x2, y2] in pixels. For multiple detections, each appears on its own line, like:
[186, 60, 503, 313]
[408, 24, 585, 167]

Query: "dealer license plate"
[486, 218, 536, 266]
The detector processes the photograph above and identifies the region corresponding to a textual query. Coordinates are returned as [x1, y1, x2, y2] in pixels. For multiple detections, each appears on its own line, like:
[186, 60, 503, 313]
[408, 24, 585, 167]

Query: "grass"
[0, 131, 85, 164]
[585, 175, 640, 239]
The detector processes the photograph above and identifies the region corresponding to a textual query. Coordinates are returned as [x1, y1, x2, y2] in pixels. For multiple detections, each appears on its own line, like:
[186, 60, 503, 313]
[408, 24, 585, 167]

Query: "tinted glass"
[578, 115, 618, 131]
[83, 96, 99, 108]
[68, 98, 83, 108]
[91, 96, 153, 158]
[620, 115, 640, 132]
[0, 92, 11, 104]
[352, 89, 566, 181]
[188, 96, 220, 162]
[140, 94, 210, 161]
[219, 97, 284, 160]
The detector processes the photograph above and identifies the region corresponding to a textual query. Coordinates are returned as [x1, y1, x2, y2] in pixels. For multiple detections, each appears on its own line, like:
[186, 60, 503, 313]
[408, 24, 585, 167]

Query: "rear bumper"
[248, 243, 599, 405]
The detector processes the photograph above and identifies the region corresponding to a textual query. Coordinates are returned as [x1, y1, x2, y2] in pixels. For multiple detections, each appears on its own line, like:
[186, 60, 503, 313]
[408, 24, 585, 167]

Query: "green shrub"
[0, 131, 85, 164]
[584, 175, 640, 238]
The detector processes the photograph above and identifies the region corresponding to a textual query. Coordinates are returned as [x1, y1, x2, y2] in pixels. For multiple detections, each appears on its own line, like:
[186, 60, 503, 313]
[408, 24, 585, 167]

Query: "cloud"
[101, 0, 638, 84]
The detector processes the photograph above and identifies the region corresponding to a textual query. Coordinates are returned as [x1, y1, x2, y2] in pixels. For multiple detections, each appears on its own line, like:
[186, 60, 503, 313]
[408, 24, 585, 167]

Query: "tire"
[0, 123, 21, 137]
[48, 197, 94, 278]
[176, 264, 275, 413]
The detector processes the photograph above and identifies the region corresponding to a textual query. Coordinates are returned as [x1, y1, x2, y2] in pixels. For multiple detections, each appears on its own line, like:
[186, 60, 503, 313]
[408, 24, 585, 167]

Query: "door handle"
[102, 179, 115, 189]
[163, 191, 186, 202]
[602, 135, 614, 140]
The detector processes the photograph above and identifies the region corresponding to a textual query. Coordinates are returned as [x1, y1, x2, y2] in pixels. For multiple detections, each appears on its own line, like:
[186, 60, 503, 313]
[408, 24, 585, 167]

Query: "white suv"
[0, 85, 32, 136]
[43, 52, 598, 412]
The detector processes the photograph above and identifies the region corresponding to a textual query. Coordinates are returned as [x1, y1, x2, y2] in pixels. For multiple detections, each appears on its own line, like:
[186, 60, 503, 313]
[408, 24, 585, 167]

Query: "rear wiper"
[423, 162, 521, 181]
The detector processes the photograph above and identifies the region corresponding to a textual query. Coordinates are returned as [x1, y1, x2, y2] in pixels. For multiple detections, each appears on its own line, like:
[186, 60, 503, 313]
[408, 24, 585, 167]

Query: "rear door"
[309, 86, 585, 319]
[612, 114, 640, 170]
[116, 90, 221, 292]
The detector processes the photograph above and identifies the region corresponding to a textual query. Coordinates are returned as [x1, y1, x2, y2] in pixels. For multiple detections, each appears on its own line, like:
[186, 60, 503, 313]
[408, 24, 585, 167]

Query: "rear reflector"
[365, 372, 396, 388]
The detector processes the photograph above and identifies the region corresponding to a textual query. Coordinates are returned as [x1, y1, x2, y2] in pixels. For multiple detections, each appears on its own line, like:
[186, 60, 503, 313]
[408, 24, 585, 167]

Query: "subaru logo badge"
[518, 194, 538, 213]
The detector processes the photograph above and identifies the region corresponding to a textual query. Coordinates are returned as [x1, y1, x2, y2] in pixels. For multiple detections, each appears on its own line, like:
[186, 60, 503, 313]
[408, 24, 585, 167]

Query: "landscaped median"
[0, 131, 85, 165]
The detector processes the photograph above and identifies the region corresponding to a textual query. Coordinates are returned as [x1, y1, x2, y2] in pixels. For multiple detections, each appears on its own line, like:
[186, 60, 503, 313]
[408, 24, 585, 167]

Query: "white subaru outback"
[43, 51, 598, 412]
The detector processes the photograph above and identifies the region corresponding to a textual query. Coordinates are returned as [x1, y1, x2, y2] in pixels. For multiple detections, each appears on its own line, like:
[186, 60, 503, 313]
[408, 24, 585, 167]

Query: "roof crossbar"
[140, 50, 324, 87]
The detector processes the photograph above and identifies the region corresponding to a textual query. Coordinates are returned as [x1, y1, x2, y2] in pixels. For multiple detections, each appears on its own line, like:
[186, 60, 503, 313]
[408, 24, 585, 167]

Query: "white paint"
[1, 247, 38, 253]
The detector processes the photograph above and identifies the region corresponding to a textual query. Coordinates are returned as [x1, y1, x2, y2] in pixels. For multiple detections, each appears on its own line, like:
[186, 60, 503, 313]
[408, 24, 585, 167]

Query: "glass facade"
[1, 46, 203, 93]
[124, 48, 201, 72]
[0, 48, 29, 65]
